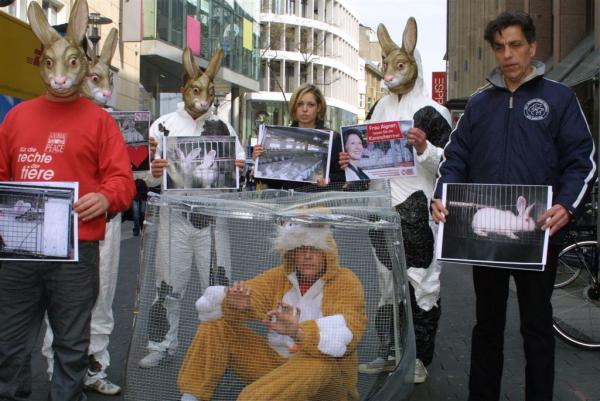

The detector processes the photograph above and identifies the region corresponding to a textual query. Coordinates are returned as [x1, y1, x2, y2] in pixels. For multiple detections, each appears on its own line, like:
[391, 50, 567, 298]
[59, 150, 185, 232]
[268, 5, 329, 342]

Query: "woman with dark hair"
[343, 129, 370, 181]
[251, 84, 347, 189]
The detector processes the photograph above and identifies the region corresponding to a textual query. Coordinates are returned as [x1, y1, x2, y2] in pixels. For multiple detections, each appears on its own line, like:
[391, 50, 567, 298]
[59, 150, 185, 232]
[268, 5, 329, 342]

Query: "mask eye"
[45, 59, 53, 68]
[397, 62, 404, 70]
[90, 74, 100, 83]
[192, 87, 200, 95]
[69, 57, 78, 67]
[383, 62, 388, 70]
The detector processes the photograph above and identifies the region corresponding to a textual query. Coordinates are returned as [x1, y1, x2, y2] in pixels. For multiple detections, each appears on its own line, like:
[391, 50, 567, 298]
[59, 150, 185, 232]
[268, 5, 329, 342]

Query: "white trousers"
[148, 211, 231, 353]
[42, 216, 122, 383]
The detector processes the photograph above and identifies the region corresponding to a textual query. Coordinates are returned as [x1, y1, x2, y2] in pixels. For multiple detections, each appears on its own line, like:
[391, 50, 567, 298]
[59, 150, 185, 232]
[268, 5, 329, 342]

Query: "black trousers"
[468, 246, 558, 401]
[0, 242, 99, 401]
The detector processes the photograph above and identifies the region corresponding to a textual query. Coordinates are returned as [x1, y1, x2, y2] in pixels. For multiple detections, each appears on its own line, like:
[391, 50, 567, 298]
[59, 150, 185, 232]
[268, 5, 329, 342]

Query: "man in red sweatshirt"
[0, 1, 134, 400]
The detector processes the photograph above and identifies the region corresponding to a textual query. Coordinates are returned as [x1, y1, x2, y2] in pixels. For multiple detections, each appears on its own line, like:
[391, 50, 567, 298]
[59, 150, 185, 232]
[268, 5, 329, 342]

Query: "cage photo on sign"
[436, 183, 551, 269]
[164, 136, 239, 190]
[110, 111, 152, 172]
[0, 182, 78, 261]
[124, 189, 417, 401]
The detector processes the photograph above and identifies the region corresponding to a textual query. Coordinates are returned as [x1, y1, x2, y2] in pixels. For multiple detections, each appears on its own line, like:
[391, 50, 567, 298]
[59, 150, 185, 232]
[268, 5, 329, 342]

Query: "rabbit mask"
[377, 18, 418, 95]
[27, 0, 89, 98]
[81, 28, 118, 106]
[181, 47, 224, 118]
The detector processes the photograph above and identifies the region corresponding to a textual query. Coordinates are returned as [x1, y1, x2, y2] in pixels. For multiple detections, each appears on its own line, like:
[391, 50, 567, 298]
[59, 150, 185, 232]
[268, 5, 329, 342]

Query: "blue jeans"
[0, 242, 99, 401]
[132, 199, 146, 234]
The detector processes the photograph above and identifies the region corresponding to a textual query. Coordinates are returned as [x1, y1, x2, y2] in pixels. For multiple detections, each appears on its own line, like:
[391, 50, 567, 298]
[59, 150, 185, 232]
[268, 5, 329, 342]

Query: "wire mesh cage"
[440, 183, 551, 266]
[0, 184, 74, 260]
[125, 188, 415, 401]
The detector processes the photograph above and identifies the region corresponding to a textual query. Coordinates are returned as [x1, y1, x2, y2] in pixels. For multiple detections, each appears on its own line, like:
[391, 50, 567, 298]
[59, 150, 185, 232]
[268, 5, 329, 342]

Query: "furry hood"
[273, 221, 342, 278]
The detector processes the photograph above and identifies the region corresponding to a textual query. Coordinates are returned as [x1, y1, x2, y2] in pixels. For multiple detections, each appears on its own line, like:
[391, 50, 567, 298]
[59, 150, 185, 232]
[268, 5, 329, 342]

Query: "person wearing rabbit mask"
[357, 18, 451, 383]
[432, 12, 596, 401]
[139, 47, 246, 369]
[40, 27, 124, 396]
[0, 1, 135, 400]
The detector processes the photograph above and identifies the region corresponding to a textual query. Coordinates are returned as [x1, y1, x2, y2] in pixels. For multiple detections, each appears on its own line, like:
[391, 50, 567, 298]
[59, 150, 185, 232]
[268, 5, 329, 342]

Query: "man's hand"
[151, 159, 168, 178]
[251, 145, 264, 161]
[225, 281, 252, 311]
[407, 127, 427, 155]
[74, 192, 110, 222]
[149, 136, 158, 159]
[431, 199, 448, 223]
[537, 204, 570, 237]
[235, 159, 245, 169]
[338, 151, 350, 170]
[265, 302, 301, 338]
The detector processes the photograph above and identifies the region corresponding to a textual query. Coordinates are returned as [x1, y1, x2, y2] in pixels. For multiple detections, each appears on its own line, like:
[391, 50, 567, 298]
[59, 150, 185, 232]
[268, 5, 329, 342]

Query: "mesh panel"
[125, 187, 415, 401]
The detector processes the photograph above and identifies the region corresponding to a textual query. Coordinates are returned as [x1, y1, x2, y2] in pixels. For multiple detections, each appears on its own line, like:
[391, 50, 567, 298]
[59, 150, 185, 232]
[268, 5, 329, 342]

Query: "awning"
[562, 48, 600, 87]
[546, 34, 600, 87]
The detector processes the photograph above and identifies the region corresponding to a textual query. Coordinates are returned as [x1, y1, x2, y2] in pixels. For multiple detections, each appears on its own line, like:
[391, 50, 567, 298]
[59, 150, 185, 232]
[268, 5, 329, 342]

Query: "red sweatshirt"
[0, 96, 135, 241]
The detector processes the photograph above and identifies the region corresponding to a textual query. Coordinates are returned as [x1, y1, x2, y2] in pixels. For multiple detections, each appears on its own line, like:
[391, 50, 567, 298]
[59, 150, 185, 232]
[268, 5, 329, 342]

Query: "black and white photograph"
[110, 111, 151, 172]
[254, 125, 333, 183]
[0, 182, 78, 262]
[341, 120, 415, 181]
[436, 183, 552, 269]
[163, 136, 238, 190]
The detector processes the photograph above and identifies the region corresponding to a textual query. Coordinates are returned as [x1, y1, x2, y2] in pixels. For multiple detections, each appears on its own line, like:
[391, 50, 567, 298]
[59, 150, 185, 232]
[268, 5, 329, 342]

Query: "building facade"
[242, 0, 359, 145]
[358, 23, 383, 122]
[446, 0, 598, 133]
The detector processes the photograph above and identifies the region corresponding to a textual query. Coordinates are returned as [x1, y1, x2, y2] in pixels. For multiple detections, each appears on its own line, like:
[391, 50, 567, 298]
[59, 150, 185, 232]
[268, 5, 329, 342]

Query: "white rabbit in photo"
[193, 149, 218, 188]
[174, 147, 203, 189]
[471, 195, 536, 240]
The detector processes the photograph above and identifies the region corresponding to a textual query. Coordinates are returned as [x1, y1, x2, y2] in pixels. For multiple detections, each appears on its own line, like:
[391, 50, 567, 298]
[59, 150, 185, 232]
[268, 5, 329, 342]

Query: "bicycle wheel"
[552, 241, 600, 350]
[554, 242, 583, 288]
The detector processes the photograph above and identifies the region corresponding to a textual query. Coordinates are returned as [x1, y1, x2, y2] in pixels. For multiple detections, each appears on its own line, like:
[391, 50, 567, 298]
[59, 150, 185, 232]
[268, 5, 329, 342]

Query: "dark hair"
[343, 129, 366, 147]
[484, 11, 536, 46]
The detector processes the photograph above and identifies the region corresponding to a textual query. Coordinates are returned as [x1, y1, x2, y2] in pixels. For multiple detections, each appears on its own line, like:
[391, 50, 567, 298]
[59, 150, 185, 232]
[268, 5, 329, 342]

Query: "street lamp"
[88, 12, 112, 54]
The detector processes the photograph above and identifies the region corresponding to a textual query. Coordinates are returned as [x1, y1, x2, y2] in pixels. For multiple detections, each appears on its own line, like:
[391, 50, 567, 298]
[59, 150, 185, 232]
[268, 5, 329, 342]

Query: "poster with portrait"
[0, 181, 78, 262]
[254, 125, 333, 184]
[436, 183, 552, 270]
[109, 111, 151, 172]
[341, 120, 415, 181]
[163, 136, 238, 190]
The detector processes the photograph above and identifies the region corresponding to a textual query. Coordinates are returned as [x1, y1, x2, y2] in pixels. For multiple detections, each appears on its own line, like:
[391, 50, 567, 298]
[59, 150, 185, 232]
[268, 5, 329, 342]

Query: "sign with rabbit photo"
[110, 111, 151, 172]
[341, 120, 415, 181]
[163, 136, 238, 190]
[436, 183, 552, 270]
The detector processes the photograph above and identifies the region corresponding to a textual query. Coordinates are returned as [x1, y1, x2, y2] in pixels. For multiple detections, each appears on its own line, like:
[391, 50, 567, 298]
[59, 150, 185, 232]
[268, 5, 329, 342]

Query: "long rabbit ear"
[402, 17, 417, 55]
[204, 48, 224, 81]
[189, 147, 203, 160]
[99, 28, 118, 65]
[377, 23, 398, 57]
[516, 196, 527, 215]
[85, 37, 97, 62]
[525, 203, 536, 217]
[27, 2, 61, 47]
[66, 0, 89, 46]
[182, 47, 199, 82]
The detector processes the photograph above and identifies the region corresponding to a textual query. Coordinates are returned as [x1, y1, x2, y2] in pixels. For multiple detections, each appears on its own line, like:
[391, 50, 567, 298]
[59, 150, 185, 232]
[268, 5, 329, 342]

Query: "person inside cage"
[177, 220, 367, 401]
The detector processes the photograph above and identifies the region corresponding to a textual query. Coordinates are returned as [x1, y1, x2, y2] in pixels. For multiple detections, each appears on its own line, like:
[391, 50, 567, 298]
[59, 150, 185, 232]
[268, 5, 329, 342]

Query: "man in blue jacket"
[431, 11, 596, 401]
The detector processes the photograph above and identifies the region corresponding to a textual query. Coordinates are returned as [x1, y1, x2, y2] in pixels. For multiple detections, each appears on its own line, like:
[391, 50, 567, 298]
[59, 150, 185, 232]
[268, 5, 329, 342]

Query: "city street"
[28, 221, 600, 401]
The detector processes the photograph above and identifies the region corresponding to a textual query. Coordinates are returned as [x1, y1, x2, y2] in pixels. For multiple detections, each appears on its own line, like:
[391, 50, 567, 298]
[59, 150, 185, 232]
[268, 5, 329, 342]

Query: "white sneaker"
[414, 358, 428, 384]
[138, 350, 166, 368]
[181, 393, 199, 401]
[358, 357, 396, 374]
[85, 377, 122, 395]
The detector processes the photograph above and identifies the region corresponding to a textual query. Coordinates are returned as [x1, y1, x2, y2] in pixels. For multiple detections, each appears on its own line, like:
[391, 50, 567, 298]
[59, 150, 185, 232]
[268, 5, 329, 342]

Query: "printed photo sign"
[110, 111, 151, 172]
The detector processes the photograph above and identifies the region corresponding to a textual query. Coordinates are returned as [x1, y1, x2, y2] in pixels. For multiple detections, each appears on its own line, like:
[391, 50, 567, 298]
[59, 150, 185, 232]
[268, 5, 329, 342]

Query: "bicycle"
[552, 202, 600, 350]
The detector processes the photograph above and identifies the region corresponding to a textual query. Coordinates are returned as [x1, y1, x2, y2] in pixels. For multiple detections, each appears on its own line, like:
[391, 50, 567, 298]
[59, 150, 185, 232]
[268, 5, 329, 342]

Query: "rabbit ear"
[402, 17, 417, 55]
[525, 203, 536, 217]
[516, 196, 527, 215]
[182, 47, 199, 82]
[204, 48, 224, 81]
[189, 147, 203, 160]
[66, 0, 89, 46]
[27, 2, 61, 47]
[174, 148, 185, 159]
[99, 28, 119, 65]
[377, 23, 399, 57]
[85, 37, 97, 62]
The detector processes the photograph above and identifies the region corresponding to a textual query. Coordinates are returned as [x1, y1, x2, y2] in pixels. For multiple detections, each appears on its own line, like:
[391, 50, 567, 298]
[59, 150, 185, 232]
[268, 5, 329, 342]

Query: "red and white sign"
[432, 71, 447, 105]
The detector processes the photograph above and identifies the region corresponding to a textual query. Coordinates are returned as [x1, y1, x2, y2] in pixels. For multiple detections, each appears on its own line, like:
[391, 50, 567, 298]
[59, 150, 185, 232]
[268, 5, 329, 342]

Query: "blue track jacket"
[434, 61, 596, 218]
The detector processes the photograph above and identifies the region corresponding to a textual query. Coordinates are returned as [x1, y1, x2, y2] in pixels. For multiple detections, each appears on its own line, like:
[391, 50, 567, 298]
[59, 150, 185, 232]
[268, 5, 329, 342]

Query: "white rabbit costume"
[364, 19, 452, 371]
[142, 103, 245, 358]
